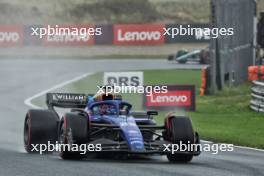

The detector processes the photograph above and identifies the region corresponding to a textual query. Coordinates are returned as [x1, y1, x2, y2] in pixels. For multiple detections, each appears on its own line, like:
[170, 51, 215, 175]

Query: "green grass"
[190, 84, 264, 148]
[32, 69, 264, 149]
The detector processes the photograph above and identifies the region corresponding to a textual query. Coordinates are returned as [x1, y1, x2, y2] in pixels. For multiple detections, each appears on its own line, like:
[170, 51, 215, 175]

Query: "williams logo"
[52, 93, 86, 101]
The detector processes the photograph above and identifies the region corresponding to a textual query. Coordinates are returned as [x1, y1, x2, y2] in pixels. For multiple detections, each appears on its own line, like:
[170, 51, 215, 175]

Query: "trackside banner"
[103, 72, 143, 86]
[113, 24, 165, 45]
[143, 85, 195, 111]
[0, 23, 210, 47]
[24, 25, 43, 45]
[94, 24, 113, 45]
[165, 24, 211, 43]
[0, 25, 23, 46]
[41, 25, 95, 46]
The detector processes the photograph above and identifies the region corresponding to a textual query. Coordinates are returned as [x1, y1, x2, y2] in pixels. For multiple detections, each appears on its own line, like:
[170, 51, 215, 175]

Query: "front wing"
[87, 123, 201, 156]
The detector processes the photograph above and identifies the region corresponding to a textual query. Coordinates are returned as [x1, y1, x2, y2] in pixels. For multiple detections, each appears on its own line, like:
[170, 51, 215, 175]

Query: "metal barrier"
[250, 81, 264, 113]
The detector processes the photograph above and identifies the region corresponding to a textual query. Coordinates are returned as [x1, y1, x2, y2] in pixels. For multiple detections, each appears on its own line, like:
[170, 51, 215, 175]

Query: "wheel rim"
[59, 121, 69, 157]
[59, 125, 66, 144]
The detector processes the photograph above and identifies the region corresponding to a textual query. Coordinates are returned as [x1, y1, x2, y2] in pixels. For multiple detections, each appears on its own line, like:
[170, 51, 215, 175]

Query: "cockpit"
[90, 101, 132, 116]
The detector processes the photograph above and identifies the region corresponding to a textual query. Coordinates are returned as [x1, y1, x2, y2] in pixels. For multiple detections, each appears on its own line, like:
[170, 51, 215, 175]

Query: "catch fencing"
[210, 0, 256, 91]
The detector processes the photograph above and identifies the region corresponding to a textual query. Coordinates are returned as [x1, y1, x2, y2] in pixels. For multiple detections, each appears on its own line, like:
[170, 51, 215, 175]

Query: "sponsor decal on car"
[119, 121, 137, 127]
[0, 25, 23, 46]
[113, 24, 165, 45]
[52, 93, 86, 101]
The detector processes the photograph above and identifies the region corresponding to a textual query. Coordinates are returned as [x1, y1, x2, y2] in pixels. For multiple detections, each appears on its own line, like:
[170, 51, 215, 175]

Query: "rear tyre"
[59, 113, 88, 160]
[165, 116, 195, 163]
[24, 109, 58, 153]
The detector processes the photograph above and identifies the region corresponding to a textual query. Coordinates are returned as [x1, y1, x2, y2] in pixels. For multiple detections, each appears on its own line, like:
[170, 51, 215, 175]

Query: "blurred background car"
[168, 48, 210, 64]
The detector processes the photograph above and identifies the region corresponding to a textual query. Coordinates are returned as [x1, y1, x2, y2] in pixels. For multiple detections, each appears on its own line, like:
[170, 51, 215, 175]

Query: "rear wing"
[46, 93, 88, 109]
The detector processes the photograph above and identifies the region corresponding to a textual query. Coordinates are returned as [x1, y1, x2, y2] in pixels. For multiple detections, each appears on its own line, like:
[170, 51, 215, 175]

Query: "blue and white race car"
[24, 92, 201, 162]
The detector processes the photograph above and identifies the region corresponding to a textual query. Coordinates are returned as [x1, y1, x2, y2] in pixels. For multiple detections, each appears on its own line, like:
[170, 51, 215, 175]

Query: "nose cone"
[116, 117, 146, 152]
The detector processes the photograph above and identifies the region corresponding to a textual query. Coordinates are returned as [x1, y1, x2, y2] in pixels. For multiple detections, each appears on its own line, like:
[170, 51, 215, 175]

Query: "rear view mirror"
[147, 111, 158, 116]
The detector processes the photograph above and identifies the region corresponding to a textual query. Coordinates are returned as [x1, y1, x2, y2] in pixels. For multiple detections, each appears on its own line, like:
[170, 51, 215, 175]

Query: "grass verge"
[190, 84, 264, 148]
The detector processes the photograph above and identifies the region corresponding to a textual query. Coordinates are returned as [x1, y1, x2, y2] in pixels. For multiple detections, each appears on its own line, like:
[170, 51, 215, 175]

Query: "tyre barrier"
[248, 65, 264, 81]
[250, 80, 264, 113]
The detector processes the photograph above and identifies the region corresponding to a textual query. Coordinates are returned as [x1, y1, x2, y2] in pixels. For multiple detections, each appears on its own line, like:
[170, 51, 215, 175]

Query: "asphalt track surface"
[0, 58, 263, 176]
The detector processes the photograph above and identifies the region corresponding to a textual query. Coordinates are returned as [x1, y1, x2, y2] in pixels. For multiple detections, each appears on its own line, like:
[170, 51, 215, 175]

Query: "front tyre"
[164, 116, 195, 163]
[59, 113, 88, 160]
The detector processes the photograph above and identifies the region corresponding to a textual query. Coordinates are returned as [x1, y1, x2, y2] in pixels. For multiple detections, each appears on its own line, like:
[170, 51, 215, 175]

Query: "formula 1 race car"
[168, 48, 210, 64]
[24, 92, 201, 162]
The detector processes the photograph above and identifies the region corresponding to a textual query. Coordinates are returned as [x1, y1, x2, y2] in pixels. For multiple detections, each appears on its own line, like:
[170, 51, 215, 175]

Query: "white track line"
[233, 145, 264, 152]
[24, 73, 92, 109]
[24, 72, 264, 153]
